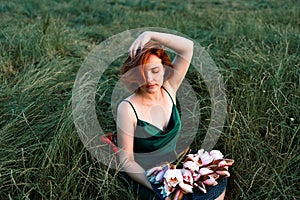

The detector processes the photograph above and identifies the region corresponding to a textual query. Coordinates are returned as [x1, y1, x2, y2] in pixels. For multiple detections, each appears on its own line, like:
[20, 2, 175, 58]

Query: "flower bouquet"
[146, 149, 234, 200]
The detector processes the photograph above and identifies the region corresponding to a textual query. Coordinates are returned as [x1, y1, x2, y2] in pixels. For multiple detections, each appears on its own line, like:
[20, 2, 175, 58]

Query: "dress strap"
[122, 100, 139, 120]
[162, 86, 175, 105]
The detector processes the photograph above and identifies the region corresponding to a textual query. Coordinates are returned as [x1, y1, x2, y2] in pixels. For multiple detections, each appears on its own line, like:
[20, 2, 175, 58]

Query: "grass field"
[0, 0, 299, 199]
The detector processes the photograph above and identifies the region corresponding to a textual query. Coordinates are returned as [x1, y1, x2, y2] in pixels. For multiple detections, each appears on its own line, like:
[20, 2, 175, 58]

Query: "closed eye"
[151, 67, 160, 73]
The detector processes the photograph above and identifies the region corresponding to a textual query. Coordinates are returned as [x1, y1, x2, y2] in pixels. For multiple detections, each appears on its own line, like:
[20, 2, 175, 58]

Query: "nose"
[145, 72, 153, 83]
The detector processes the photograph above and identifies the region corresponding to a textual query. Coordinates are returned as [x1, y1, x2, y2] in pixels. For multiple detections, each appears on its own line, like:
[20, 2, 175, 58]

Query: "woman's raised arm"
[129, 31, 194, 92]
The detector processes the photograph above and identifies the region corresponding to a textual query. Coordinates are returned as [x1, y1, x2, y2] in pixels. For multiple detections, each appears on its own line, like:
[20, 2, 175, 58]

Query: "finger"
[145, 166, 163, 177]
[129, 42, 135, 58]
[140, 40, 147, 50]
[131, 41, 140, 58]
[128, 39, 136, 57]
[129, 42, 137, 58]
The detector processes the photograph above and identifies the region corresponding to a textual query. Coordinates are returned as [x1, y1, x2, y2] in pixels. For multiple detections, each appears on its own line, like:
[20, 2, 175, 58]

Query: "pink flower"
[193, 172, 201, 182]
[215, 159, 234, 167]
[209, 150, 224, 160]
[198, 149, 214, 166]
[183, 160, 200, 171]
[181, 169, 193, 185]
[199, 167, 214, 175]
[186, 153, 200, 163]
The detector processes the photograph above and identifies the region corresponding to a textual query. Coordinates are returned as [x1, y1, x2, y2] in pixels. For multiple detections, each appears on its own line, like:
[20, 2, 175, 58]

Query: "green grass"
[0, 0, 299, 199]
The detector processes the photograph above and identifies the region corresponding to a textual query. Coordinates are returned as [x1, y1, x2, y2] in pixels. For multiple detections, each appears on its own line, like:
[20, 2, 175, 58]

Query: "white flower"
[163, 169, 183, 187]
[197, 149, 205, 155]
[151, 149, 234, 197]
[198, 149, 214, 166]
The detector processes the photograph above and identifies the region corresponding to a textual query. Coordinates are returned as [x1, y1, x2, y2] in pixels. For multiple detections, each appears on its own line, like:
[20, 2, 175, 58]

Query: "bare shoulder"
[117, 100, 133, 117]
[117, 100, 137, 126]
[117, 94, 134, 112]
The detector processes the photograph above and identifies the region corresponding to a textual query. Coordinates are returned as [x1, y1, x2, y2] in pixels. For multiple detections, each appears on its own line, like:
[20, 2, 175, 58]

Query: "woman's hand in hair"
[129, 31, 151, 58]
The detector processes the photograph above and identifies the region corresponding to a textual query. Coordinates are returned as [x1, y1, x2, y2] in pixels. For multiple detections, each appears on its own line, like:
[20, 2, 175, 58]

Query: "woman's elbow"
[119, 155, 134, 170]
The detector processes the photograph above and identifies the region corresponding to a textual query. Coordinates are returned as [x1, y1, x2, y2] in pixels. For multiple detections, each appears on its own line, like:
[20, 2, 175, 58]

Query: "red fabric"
[100, 132, 119, 154]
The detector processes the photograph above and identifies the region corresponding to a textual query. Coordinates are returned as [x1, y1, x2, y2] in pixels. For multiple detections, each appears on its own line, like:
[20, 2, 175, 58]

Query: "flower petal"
[179, 183, 194, 193]
[199, 167, 214, 175]
[209, 150, 224, 160]
[155, 170, 166, 182]
[224, 159, 235, 166]
[216, 169, 230, 177]
[218, 160, 228, 167]
[181, 169, 193, 185]
[183, 160, 199, 171]
[203, 176, 218, 186]
[186, 153, 200, 163]
[209, 173, 220, 180]
[199, 152, 214, 166]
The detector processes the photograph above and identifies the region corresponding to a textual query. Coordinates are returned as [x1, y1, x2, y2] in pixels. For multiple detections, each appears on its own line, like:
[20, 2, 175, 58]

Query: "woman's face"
[141, 54, 165, 94]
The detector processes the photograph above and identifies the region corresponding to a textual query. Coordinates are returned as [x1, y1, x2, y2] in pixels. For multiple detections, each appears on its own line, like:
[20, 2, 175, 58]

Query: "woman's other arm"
[116, 101, 153, 190]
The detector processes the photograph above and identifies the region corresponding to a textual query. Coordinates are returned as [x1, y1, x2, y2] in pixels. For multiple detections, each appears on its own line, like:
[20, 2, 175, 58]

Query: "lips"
[146, 84, 157, 88]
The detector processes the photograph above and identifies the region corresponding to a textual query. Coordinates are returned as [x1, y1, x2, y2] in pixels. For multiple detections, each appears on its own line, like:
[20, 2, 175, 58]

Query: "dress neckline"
[123, 86, 176, 132]
[137, 104, 176, 132]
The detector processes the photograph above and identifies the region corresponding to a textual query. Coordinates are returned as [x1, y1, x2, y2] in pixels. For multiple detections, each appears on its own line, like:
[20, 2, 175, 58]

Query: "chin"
[146, 87, 158, 93]
[145, 84, 161, 93]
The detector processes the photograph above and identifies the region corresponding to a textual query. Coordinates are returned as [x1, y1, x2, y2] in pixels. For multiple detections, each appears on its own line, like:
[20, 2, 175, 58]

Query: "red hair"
[120, 41, 173, 92]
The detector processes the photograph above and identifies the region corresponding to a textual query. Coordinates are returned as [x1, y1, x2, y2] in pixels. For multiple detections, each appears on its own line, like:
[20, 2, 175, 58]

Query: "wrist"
[143, 31, 154, 40]
[146, 180, 154, 191]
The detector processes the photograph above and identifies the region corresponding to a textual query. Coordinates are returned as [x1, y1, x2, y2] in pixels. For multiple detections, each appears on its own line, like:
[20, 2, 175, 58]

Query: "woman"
[117, 31, 227, 200]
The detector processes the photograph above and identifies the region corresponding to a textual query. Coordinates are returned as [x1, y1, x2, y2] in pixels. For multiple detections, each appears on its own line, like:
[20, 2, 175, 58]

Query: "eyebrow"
[144, 64, 162, 70]
[149, 65, 162, 69]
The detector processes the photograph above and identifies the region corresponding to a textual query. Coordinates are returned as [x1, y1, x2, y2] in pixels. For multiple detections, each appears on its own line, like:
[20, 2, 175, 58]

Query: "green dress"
[119, 87, 227, 200]
[123, 87, 181, 170]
